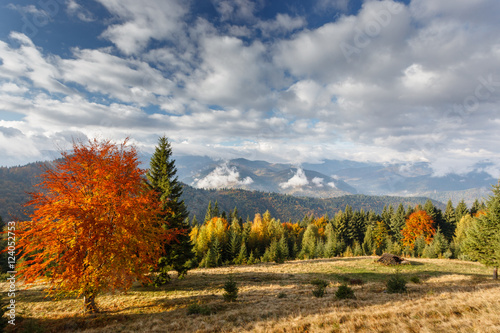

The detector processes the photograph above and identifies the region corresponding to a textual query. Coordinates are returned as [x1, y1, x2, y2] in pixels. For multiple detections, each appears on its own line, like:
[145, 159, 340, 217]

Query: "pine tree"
[235, 241, 248, 265]
[470, 199, 481, 216]
[147, 136, 193, 282]
[455, 200, 469, 222]
[362, 223, 374, 255]
[228, 217, 242, 262]
[389, 203, 406, 242]
[300, 224, 318, 259]
[464, 183, 500, 279]
[444, 200, 457, 230]
[205, 202, 213, 223]
[277, 234, 289, 262]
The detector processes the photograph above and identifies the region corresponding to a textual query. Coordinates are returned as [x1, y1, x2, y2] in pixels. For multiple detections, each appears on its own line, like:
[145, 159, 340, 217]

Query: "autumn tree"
[401, 210, 436, 250]
[17, 139, 176, 313]
[146, 136, 193, 283]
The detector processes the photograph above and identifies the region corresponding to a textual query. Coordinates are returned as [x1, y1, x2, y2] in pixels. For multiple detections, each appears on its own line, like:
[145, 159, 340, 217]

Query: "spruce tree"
[147, 136, 193, 282]
[464, 183, 500, 279]
[389, 203, 406, 242]
[444, 200, 457, 230]
[455, 200, 469, 222]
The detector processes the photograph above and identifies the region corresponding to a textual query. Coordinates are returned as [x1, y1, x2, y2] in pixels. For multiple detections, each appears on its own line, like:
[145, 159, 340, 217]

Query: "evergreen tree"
[362, 223, 374, 255]
[278, 234, 289, 262]
[204, 201, 214, 223]
[147, 136, 193, 282]
[235, 241, 248, 265]
[389, 203, 406, 242]
[348, 210, 365, 246]
[228, 217, 242, 262]
[455, 200, 469, 222]
[464, 183, 500, 279]
[470, 199, 482, 216]
[444, 200, 457, 232]
[300, 224, 318, 259]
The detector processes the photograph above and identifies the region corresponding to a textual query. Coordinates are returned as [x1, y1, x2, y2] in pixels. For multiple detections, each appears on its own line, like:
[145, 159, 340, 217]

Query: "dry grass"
[3, 257, 500, 332]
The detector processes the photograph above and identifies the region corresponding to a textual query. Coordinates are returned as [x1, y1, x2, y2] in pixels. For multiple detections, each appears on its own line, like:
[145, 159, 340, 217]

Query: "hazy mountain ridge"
[170, 156, 495, 205]
[180, 186, 446, 222]
[0, 155, 496, 220]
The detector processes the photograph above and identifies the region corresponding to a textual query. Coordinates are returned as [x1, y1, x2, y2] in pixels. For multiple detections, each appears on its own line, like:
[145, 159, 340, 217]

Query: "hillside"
[0, 161, 445, 222]
[181, 185, 445, 222]
[170, 156, 495, 205]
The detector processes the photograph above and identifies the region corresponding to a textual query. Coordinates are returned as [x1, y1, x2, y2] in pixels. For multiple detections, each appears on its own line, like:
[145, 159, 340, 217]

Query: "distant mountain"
[171, 156, 495, 205]
[180, 186, 446, 222]
[181, 158, 357, 198]
[0, 154, 496, 220]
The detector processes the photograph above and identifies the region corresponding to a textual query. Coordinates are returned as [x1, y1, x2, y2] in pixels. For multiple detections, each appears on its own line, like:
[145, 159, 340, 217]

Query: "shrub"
[187, 303, 213, 315]
[335, 285, 355, 299]
[223, 275, 239, 302]
[387, 271, 407, 293]
[311, 279, 329, 298]
[410, 276, 421, 284]
[348, 278, 364, 286]
[277, 292, 287, 299]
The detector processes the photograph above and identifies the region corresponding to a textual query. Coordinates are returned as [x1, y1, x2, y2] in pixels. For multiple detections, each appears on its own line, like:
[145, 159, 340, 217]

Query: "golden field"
[3, 257, 500, 333]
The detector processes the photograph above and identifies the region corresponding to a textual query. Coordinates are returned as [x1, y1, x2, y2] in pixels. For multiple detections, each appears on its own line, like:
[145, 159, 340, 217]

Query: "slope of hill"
[180, 185, 445, 222]
[0, 162, 46, 220]
[181, 158, 357, 198]
[171, 156, 495, 204]
[1, 155, 493, 221]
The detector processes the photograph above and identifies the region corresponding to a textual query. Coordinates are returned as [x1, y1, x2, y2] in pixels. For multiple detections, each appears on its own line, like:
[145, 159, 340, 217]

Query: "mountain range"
[164, 155, 496, 206]
[0, 155, 496, 221]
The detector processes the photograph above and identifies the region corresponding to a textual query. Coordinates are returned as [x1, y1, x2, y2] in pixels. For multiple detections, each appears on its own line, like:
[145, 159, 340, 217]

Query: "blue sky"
[0, 0, 499, 178]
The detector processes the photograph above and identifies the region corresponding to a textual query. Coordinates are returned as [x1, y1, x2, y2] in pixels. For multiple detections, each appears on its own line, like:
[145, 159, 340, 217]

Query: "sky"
[0, 0, 499, 177]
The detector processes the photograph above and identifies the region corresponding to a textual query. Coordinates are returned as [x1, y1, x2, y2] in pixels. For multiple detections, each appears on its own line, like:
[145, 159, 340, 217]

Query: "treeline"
[187, 198, 486, 268]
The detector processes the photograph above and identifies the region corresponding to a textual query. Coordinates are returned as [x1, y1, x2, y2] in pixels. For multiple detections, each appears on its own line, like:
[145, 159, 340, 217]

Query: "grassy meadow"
[3, 257, 500, 332]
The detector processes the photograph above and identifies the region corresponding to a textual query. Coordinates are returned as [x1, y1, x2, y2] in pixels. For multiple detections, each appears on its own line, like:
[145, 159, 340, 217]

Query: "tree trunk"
[83, 292, 99, 314]
[494, 267, 498, 280]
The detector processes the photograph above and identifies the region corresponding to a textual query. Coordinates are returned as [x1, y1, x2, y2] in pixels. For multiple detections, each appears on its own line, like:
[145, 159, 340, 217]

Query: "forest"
[186, 197, 486, 270]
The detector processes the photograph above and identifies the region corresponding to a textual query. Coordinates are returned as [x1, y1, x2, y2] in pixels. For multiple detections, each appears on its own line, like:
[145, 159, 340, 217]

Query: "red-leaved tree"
[16, 138, 178, 313]
[401, 210, 436, 249]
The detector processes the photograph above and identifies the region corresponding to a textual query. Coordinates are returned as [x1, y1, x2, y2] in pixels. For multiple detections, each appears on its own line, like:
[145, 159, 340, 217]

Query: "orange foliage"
[474, 210, 487, 218]
[282, 222, 304, 237]
[312, 216, 328, 238]
[16, 138, 177, 310]
[401, 210, 436, 249]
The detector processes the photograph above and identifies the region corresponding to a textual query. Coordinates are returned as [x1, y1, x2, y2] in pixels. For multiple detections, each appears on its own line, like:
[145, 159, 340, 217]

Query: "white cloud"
[0, 0, 500, 177]
[280, 168, 309, 189]
[97, 0, 188, 54]
[312, 177, 324, 187]
[66, 0, 96, 22]
[193, 163, 253, 189]
[257, 14, 306, 36]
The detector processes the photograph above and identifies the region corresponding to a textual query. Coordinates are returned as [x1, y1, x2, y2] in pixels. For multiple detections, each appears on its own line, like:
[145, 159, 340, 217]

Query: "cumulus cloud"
[194, 163, 253, 189]
[66, 0, 95, 22]
[280, 168, 309, 189]
[1, 0, 500, 177]
[312, 177, 324, 187]
[97, 0, 188, 54]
